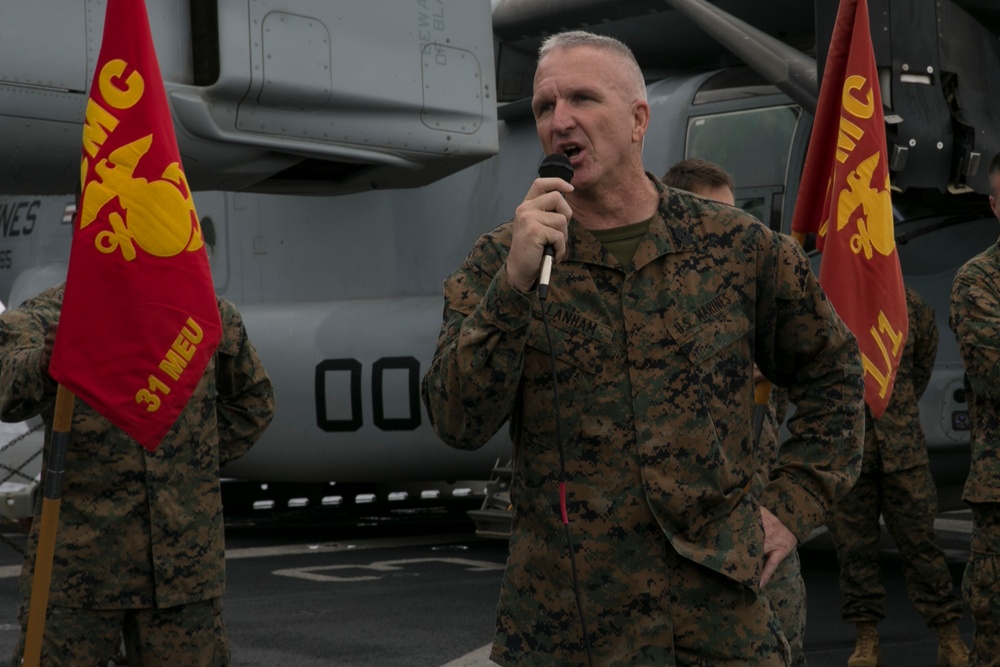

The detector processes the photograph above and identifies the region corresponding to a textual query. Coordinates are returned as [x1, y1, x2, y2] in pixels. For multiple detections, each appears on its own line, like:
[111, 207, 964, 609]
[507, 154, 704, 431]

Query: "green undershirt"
[590, 217, 652, 269]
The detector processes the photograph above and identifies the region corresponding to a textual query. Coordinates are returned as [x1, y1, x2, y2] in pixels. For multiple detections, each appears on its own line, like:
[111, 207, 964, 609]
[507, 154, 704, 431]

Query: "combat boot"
[847, 621, 883, 667]
[935, 622, 969, 667]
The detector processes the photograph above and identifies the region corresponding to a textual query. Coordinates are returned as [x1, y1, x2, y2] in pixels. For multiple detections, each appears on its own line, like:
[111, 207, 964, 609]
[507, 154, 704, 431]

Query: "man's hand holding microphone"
[506, 155, 574, 298]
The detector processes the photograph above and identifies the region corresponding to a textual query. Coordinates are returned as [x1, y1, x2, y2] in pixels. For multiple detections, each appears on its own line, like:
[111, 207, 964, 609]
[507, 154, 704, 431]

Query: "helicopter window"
[691, 67, 781, 104]
[685, 105, 801, 191]
[736, 195, 767, 221]
[731, 186, 783, 230]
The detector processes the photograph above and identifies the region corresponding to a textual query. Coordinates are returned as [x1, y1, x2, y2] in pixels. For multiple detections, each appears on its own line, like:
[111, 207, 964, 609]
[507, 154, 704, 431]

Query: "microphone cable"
[538, 265, 595, 667]
[534, 153, 594, 665]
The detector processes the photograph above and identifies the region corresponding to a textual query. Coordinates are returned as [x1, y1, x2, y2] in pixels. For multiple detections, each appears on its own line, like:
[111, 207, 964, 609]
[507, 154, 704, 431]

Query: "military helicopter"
[0, 0, 996, 525]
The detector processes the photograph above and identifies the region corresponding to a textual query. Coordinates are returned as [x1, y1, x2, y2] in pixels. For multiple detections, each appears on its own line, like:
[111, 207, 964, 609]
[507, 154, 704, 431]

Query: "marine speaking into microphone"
[537, 153, 573, 301]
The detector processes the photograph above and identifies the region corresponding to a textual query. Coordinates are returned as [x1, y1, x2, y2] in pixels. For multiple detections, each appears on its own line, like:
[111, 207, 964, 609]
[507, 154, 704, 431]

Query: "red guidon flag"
[49, 0, 221, 450]
[790, 0, 907, 419]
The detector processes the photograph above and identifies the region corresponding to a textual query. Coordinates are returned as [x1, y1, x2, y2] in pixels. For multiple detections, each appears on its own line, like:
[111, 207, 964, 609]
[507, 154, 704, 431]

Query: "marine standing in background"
[827, 285, 968, 667]
[663, 157, 809, 667]
[950, 150, 1000, 667]
[0, 283, 275, 667]
[423, 30, 864, 666]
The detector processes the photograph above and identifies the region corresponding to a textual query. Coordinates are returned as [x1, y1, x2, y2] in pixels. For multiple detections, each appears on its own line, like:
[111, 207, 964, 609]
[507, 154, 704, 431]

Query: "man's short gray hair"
[538, 30, 646, 102]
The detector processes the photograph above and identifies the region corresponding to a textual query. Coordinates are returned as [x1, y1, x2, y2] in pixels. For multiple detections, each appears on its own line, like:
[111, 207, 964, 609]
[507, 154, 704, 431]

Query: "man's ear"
[632, 100, 650, 144]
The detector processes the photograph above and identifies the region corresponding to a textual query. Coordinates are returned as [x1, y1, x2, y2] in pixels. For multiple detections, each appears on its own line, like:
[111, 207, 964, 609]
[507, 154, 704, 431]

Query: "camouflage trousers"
[9, 597, 230, 667]
[964, 503, 1000, 667]
[766, 549, 807, 667]
[825, 465, 963, 626]
[490, 537, 791, 667]
[663, 547, 791, 667]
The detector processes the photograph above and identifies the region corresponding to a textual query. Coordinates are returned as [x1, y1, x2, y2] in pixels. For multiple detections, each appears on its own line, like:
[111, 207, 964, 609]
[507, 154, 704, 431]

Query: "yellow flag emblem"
[80, 134, 203, 261]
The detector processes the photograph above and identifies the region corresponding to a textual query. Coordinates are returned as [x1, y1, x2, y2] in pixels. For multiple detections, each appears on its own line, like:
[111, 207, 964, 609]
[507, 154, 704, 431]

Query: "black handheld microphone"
[537, 153, 574, 301]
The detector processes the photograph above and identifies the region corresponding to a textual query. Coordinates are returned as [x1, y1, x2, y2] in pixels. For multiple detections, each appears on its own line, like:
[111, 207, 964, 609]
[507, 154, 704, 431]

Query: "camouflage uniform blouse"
[423, 177, 862, 609]
[950, 238, 1000, 503]
[860, 286, 938, 472]
[0, 284, 275, 608]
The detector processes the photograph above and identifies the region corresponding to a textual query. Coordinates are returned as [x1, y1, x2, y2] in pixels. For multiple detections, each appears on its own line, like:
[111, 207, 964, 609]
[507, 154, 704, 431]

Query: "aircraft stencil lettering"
[0, 201, 38, 238]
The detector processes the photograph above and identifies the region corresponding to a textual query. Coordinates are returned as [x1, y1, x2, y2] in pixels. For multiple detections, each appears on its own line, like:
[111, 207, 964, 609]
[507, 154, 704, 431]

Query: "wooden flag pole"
[22, 384, 75, 667]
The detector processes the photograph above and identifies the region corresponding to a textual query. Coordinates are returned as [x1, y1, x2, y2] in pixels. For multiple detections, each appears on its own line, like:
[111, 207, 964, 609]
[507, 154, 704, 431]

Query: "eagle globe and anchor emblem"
[79, 133, 204, 261]
[836, 151, 895, 260]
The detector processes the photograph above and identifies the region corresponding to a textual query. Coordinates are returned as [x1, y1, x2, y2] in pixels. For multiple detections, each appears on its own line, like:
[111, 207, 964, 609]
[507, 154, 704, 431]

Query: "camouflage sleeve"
[908, 288, 938, 400]
[215, 299, 275, 466]
[755, 385, 792, 482]
[421, 229, 534, 449]
[0, 288, 62, 422]
[755, 233, 864, 541]
[950, 257, 1000, 399]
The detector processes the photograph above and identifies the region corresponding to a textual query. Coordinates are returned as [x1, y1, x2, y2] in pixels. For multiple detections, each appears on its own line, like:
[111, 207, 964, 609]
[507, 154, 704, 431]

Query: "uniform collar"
[565, 173, 696, 271]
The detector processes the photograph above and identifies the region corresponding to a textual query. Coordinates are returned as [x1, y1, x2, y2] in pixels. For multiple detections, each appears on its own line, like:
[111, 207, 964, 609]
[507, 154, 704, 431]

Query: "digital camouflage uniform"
[422, 176, 865, 666]
[0, 284, 275, 667]
[756, 387, 808, 667]
[950, 238, 1000, 666]
[825, 286, 963, 630]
